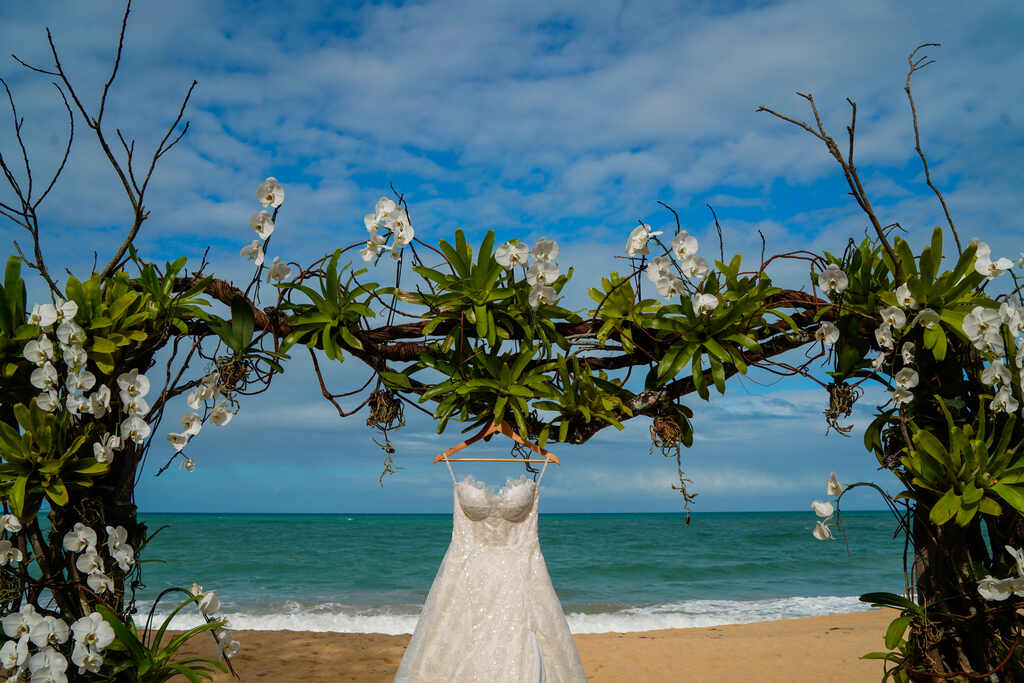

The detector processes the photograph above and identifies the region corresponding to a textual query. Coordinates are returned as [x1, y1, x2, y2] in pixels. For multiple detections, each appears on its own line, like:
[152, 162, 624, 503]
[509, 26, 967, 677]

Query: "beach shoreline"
[171, 609, 894, 681]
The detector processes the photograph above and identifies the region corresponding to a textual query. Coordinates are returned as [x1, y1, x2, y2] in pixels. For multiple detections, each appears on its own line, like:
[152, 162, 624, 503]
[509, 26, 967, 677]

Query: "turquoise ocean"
[129, 509, 906, 634]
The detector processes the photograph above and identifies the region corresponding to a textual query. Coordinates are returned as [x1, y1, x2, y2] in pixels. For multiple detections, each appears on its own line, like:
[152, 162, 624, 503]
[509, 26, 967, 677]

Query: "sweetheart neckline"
[455, 474, 536, 497]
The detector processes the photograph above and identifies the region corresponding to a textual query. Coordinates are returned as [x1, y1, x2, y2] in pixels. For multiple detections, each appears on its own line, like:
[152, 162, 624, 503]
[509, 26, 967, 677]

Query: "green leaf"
[8, 476, 28, 517]
[978, 497, 1003, 516]
[43, 477, 69, 507]
[339, 326, 363, 351]
[880, 618, 913, 651]
[992, 483, 1024, 513]
[229, 295, 255, 353]
[96, 604, 149, 662]
[708, 353, 726, 394]
[380, 371, 411, 390]
[930, 488, 961, 525]
[90, 336, 118, 354]
[691, 351, 708, 400]
[885, 616, 913, 649]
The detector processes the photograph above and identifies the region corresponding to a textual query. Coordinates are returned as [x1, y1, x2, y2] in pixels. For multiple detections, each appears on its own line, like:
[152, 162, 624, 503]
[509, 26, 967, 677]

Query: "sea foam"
[134, 595, 870, 635]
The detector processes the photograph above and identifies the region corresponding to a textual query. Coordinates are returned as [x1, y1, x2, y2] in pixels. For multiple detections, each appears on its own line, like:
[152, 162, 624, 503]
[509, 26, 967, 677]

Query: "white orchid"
[654, 275, 687, 299]
[257, 177, 284, 208]
[116, 369, 150, 400]
[671, 231, 698, 260]
[2, 605, 41, 639]
[241, 240, 265, 267]
[691, 293, 719, 315]
[93, 433, 119, 464]
[894, 283, 917, 309]
[249, 210, 275, 240]
[65, 369, 96, 393]
[210, 401, 234, 426]
[266, 256, 292, 283]
[0, 540, 23, 566]
[86, 571, 114, 594]
[105, 526, 128, 554]
[874, 324, 894, 350]
[198, 591, 221, 617]
[0, 636, 28, 670]
[646, 256, 674, 283]
[111, 547, 135, 572]
[186, 381, 217, 410]
[532, 238, 559, 262]
[963, 306, 1004, 353]
[817, 264, 848, 294]
[120, 416, 152, 445]
[28, 303, 58, 328]
[180, 412, 202, 437]
[62, 523, 97, 554]
[888, 389, 913, 405]
[65, 394, 88, 416]
[386, 208, 414, 247]
[625, 223, 661, 257]
[1, 514, 22, 533]
[28, 616, 69, 648]
[495, 240, 529, 269]
[55, 298, 78, 322]
[812, 521, 834, 540]
[167, 432, 189, 453]
[870, 355, 886, 373]
[123, 394, 149, 417]
[88, 385, 111, 419]
[680, 256, 709, 280]
[70, 613, 115, 652]
[56, 320, 86, 346]
[216, 630, 241, 659]
[1000, 302, 1023, 338]
[359, 233, 390, 262]
[27, 646, 68, 680]
[75, 550, 103, 576]
[972, 240, 1013, 279]
[901, 342, 915, 366]
[826, 472, 842, 496]
[373, 196, 397, 223]
[36, 390, 59, 413]
[71, 641, 103, 674]
[61, 343, 87, 371]
[963, 306, 1001, 342]
[991, 387, 1019, 414]
[894, 367, 919, 390]
[912, 308, 940, 329]
[880, 306, 907, 330]
[23, 335, 54, 366]
[982, 362, 1011, 387]
[528, 284, 557, 309]
[106, 527, 135, 571]
[183, 457, 196, 472]
[30, 362, 58, 392]
[978, 546, 1024, 601]
[815, 321, 839, 345]
[811, 500, 834, 518]
[525, 260, 559, 286]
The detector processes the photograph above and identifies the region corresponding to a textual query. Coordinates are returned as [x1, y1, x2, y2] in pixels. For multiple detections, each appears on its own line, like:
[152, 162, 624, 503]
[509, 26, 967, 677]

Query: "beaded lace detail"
[394, 475, 587, 682]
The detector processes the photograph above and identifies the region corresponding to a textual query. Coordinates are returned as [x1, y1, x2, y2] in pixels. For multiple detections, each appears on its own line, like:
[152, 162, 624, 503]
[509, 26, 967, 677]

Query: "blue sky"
[1, 1, 1022, 514]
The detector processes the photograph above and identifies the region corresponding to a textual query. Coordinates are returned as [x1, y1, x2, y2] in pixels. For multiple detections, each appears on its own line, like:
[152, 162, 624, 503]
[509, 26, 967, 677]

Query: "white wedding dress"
[394, 465, 587, 682]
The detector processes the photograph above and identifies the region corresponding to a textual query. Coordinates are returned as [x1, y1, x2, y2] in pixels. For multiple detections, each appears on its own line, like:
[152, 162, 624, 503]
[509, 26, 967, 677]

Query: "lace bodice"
[456, 475, 536, 522]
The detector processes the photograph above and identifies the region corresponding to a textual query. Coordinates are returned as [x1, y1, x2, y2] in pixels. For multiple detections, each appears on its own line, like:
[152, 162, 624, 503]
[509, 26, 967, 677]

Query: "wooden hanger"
[434, 421, 559, 464]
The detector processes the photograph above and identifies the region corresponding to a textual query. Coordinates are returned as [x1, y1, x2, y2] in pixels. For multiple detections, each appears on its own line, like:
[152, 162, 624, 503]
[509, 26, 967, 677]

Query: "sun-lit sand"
[170, 609, 893, 682]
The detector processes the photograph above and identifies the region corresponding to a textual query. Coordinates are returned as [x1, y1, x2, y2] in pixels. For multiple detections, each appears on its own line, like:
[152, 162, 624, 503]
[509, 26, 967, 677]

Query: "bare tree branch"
[905, 42, 962, 255]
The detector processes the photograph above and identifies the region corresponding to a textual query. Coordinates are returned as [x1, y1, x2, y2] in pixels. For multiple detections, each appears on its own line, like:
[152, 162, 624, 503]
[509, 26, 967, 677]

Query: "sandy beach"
[169, 609, 893, 682]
